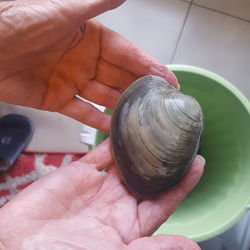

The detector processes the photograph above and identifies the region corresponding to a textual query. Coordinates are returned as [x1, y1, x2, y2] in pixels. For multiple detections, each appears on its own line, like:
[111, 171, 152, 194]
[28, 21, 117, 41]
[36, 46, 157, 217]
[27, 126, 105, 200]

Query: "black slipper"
[0, 114, 34, 172]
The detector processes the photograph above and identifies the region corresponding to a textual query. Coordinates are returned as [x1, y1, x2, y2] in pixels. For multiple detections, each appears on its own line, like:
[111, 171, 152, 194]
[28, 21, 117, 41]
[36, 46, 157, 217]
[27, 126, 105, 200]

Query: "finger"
[79, 138, 114, 171]
[80, 138, 123, 181]
[95, 58, 137, 91]
[59, 98, 111, 133]
[79, 80, 121, 109]
[100, 25, 179, 88]
[127, 235, 200, 250]
[138, 155, 205, 236]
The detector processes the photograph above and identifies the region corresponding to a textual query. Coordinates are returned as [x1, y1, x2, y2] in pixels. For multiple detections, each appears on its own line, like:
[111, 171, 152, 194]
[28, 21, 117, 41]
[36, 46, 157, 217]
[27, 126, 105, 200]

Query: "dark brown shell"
[111, 75, 204, 198]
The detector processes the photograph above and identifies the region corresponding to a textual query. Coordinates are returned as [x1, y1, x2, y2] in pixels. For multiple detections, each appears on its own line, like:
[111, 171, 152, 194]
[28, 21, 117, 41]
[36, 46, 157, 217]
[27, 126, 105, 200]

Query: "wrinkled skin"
[0, 0, 178, 133]
[0, 139, 204, 250]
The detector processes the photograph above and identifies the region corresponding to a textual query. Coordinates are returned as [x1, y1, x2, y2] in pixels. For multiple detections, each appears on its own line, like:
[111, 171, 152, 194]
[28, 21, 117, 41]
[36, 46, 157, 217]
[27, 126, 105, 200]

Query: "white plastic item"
[80, 125, 96, 146]
[75, 96, 105, 147]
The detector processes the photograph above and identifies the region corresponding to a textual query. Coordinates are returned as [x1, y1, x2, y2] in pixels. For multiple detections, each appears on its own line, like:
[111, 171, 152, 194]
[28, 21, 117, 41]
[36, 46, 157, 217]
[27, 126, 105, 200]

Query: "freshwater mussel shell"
[111, 75, 204, 198]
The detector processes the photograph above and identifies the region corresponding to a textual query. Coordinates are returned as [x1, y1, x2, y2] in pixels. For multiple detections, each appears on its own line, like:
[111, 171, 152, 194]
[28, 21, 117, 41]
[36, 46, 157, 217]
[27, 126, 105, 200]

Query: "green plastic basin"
[94, 65, 250, 242]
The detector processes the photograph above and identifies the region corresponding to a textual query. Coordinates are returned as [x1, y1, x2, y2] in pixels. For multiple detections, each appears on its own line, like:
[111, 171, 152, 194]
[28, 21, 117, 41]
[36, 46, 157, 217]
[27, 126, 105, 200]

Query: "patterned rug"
[0, 152, 84, 207]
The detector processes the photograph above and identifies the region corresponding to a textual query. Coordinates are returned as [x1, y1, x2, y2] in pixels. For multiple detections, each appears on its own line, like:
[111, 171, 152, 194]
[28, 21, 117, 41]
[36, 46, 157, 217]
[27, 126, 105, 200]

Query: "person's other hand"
[0, 0, 178, 132]
[0, 139, 204, 250]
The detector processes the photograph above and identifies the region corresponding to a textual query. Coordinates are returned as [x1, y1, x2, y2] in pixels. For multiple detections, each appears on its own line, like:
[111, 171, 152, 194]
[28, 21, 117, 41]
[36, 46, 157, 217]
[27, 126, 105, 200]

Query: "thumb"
[1, 0, 126, 26]
[0, 0, 126, 56]
[68, 0, 127, 21]
[127, 235, 200, 250]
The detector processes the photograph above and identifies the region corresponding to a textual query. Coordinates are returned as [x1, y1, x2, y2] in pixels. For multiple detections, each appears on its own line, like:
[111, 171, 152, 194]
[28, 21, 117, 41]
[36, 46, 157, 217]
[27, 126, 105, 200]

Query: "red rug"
[0, 152, 85, 207]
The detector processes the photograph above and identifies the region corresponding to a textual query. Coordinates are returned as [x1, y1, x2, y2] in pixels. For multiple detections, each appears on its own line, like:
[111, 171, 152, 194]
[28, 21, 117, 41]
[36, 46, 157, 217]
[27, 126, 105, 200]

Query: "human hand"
[0, 139, 204, 250]
[0, 0, 178, 133]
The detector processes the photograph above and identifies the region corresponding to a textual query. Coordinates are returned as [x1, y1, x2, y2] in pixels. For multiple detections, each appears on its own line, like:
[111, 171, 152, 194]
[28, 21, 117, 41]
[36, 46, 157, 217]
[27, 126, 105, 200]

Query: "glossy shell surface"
[111, 75, 204, 198]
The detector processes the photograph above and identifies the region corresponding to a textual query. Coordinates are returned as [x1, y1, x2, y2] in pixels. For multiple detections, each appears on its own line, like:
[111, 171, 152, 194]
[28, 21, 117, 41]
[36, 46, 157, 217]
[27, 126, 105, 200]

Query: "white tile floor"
[97, 0, 189, 63]
[0, 102, 87, 153]
[193, 0, 250, 21]
[173, 4, 250, 98]
[97, 0, 250, 100]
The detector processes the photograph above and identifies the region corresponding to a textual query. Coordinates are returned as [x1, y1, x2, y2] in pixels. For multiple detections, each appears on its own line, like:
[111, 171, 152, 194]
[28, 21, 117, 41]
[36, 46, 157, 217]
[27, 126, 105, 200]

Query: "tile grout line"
[178, 0, 191, 3]
[193, 3, 250, 23]
[170, 0, 193, 64]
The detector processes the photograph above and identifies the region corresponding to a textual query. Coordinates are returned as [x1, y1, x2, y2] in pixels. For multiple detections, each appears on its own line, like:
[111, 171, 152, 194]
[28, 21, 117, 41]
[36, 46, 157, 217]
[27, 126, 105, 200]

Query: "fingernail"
[196, 155, 206, 168]
[176, 81, 180, 90]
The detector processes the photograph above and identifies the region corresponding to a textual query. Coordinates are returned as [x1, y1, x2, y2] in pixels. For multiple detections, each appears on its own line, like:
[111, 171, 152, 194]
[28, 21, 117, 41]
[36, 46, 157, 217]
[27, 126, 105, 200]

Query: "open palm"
[0, 140, 203, 250]
[0, 0, 178, 133]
